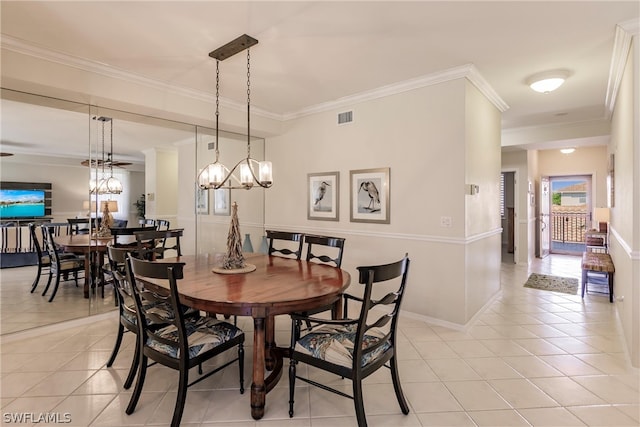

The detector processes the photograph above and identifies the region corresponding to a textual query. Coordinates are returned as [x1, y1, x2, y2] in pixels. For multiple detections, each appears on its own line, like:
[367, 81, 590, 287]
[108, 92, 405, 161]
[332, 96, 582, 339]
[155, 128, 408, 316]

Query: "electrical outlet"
[440, 216, 452, 227]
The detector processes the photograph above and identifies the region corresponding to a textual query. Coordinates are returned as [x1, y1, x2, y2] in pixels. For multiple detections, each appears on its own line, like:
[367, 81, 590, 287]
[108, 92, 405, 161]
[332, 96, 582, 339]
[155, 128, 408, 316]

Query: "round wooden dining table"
[54, 234, 135, 298]
[135, 252, 351, 420]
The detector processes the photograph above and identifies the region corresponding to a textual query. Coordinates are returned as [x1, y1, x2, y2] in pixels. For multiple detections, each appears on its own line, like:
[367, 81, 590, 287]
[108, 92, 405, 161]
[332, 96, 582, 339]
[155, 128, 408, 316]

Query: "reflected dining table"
[135, 252, 351, 420]
[53, 234, 135, 298]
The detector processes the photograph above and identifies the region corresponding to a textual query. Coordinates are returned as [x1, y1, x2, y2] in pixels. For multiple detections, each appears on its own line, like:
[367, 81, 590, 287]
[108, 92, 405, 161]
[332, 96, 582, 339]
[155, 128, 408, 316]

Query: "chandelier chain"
[215, 60, 220, 161]
[246, 49, 251, 158]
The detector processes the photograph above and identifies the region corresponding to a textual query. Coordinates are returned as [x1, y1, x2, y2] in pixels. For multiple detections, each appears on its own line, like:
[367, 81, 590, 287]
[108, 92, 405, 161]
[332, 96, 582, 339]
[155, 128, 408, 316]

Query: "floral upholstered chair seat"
[122, 297, 196, 325]
[294, 323, 390, 368]
[147, 317, 243, 359]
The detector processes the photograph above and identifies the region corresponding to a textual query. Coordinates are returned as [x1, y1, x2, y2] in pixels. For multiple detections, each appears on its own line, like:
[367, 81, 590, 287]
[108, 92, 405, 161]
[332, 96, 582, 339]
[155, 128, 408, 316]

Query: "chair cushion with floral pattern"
[122, 301, 197, 326]
[294, 324, 390, 368]
[147, 317, 243, 359]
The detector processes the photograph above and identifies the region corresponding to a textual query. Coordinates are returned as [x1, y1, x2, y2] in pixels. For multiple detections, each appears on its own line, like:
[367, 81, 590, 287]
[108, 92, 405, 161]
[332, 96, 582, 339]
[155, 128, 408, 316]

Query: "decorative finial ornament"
[96, 203, 114, 238]
[223, 202, 245, 269]
[213, 202, 256, 274]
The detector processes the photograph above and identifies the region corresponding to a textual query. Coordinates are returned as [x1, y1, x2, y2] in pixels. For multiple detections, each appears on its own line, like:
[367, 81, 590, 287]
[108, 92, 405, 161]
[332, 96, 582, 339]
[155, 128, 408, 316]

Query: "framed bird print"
[350, 167, 390, 224]
[308, 172, 339, 221]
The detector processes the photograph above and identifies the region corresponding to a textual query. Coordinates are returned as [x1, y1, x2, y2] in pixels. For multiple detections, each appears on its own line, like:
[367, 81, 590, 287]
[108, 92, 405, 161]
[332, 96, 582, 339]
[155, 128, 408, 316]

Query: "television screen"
[0, 189, 46, 218]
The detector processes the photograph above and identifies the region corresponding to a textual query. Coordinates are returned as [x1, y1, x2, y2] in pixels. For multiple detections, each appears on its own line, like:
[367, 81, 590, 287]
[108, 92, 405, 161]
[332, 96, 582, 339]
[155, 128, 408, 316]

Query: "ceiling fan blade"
[80, 159, 99, 167]
[81, 158, 132, 167]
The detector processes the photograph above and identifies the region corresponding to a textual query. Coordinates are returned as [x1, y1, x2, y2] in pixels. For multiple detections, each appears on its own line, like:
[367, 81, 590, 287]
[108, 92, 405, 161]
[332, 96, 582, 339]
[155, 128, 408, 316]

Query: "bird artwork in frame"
[350, 167, 390, 224]
[308, 172, 339, 221]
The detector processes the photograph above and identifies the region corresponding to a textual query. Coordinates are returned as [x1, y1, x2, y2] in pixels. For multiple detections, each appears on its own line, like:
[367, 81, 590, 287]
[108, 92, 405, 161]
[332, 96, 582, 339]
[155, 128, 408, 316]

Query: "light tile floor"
[1, 254, 639, 426]
[0, 264, 116, 334]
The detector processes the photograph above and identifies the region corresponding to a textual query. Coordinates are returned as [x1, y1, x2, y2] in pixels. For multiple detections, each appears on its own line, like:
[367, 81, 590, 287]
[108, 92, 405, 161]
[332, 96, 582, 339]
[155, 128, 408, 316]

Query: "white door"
[540, 176, 550, 258]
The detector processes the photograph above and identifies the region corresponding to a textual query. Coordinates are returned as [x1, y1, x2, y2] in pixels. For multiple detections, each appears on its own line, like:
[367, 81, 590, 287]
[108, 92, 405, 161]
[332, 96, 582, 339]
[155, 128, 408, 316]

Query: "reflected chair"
[138, 219, 156, 227]
[155, 219, 170, 231]
[288, 254, 411, 427]
[40, 224, 85, 302]
[266, 230, 304, 260]
[67, 218, 90, 235]
[111, 226, 154, 247]
[124, 256, 245, 427]
[112, 219, 128, 228]
[134, 229, 183, 260]
[28, 223, 76, 293]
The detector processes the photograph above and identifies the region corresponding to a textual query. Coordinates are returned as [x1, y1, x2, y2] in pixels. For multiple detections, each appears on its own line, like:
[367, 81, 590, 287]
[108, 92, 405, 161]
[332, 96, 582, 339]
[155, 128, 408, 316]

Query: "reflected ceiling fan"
[80, 152, 132, 168]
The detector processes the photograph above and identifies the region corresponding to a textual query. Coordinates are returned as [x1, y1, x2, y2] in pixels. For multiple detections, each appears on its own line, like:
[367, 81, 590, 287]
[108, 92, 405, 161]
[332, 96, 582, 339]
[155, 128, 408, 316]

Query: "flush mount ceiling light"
[526, 70, 570, 93]
[560, 148, 576, 154]
[198, 34, 273, 190]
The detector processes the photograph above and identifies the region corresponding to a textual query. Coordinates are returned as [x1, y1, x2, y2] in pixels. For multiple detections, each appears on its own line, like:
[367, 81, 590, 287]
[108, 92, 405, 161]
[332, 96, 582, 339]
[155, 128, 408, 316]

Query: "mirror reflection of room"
[0, 89, 265, 335]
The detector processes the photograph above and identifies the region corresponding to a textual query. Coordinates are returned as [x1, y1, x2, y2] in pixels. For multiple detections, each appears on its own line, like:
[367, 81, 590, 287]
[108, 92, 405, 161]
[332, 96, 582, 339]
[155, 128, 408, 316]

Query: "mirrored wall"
[0, 88, 266, 335]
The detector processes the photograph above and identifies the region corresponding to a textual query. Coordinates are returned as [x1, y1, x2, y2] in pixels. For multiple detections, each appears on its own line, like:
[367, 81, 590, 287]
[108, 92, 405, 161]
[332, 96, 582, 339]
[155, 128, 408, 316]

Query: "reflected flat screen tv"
[0, 189, 46, 218]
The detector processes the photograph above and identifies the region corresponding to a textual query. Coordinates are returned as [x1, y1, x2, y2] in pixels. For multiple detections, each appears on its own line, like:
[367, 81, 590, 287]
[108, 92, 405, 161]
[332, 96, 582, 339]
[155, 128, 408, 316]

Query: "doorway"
[549, 175, 592, 254]
[501, 171, 516, 264]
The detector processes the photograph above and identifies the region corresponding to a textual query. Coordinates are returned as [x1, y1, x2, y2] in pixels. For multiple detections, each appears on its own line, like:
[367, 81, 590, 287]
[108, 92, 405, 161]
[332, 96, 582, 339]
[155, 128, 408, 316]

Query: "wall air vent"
[337, 110, 353, 125]
[208, 142, 215, 150]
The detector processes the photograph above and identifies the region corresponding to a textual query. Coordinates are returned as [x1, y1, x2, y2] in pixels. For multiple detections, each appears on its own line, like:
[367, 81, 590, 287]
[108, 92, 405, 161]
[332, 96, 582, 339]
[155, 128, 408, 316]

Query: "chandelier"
[197, 34, 273, 190]
[90, 116, 123, 194]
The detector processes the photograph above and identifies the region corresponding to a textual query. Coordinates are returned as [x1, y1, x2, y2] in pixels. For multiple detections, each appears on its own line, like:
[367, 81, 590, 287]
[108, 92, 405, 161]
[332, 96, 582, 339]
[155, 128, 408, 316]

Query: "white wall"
[608, 36, 639, 367]
[144, 148, 179, 224]
[266, 78, 502, 327]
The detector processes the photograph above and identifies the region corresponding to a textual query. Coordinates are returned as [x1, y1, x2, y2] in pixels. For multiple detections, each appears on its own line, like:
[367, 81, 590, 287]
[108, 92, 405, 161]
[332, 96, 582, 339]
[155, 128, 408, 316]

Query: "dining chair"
[124, 255, 245, 427]
[111, 226, 154, 247]
[104, 245, 140, 389]
[105, 245, 199, 389]
[266, 230, 304, 260]
[305, 234, 345, 268]
[138, 218, 156, 227]
[155, 219, 170, 231]
[40, 224, 85, 302]
[288, 254, 411, 427]
[67, 218, 90, 235]
[133, 228, 183, 260]
[112, 219, 128, 228]
[293, 234, 347, 325]
[28, 223, 77, 293]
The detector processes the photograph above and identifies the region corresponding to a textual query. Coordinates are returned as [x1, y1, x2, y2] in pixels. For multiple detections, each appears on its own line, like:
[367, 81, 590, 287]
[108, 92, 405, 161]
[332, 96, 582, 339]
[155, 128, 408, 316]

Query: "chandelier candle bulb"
[259, 161, 272, 185]
[240, 163, 254, 187]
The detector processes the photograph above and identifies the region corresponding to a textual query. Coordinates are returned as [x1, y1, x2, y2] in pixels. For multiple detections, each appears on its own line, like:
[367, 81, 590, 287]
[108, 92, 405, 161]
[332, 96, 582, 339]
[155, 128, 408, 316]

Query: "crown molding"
[466, 64, 510, 113]
[283, 63, 509, 121]
[605, 19, 640, 116]
[1, 35, 281, 121]
[3, 35, 508, 124]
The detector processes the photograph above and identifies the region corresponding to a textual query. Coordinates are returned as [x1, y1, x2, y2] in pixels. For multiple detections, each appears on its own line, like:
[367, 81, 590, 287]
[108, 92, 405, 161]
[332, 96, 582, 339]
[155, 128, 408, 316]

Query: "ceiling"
[1, 1, 638, 165]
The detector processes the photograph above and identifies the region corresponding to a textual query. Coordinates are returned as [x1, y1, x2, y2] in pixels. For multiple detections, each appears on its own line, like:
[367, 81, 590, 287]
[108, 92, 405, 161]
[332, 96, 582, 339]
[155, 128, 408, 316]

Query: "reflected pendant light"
[197, 34, 273, 190]
[90, 116, 123, 194]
